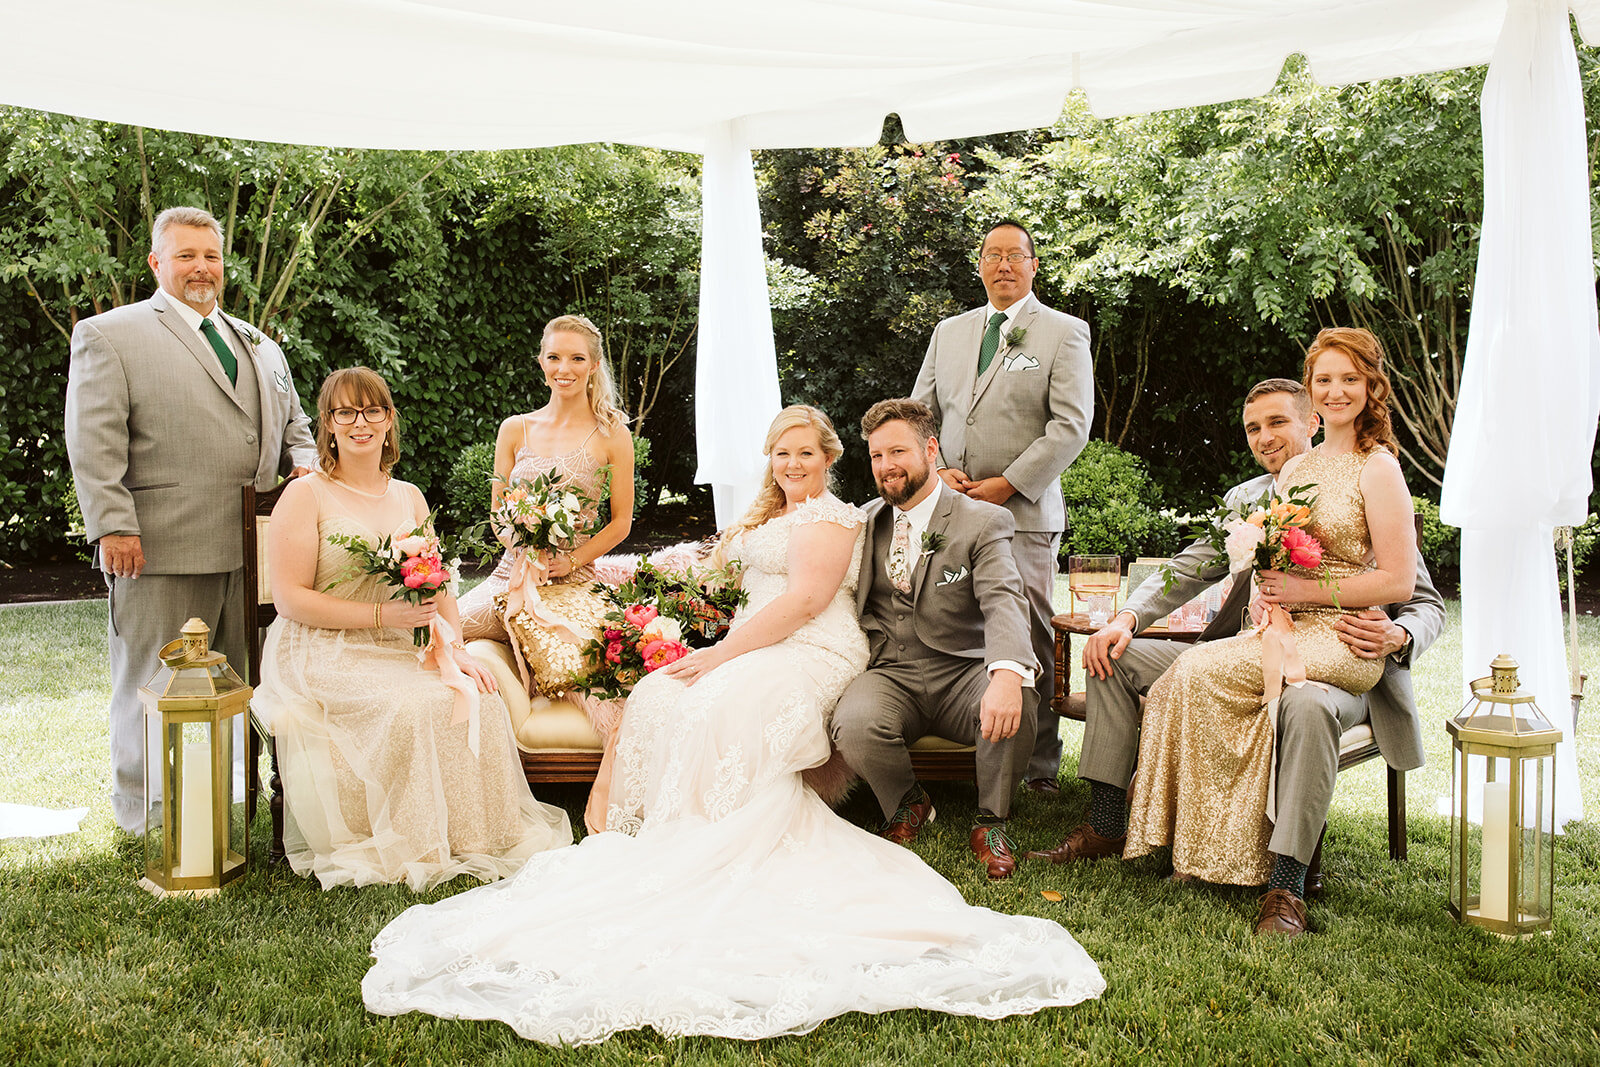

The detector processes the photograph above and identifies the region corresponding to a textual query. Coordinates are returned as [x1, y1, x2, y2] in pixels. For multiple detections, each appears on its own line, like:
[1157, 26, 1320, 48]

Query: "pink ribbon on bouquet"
[1250, 588, 1319, 825]
[499, 545, 590, 690]
[419, 615, 480, 757]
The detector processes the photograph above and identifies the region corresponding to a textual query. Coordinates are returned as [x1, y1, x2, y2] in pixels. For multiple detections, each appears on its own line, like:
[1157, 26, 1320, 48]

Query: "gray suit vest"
[863, 520, 941, 667]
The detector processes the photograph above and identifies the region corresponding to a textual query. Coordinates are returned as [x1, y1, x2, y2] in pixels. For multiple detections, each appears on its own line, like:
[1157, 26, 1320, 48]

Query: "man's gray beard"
[184, 282, 217, 305]
[877, 467, 928, 508]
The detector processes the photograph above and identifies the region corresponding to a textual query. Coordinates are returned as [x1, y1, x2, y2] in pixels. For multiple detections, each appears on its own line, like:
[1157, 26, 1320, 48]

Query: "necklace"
[326, 473, 391, 499]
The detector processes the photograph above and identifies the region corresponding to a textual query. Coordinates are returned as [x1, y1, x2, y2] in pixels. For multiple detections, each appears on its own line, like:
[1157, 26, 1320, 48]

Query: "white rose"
[393, 533, 431, 558]
[562, 492, 582, 513]
[1223, 520, 1265, 573]
[642, 616, 683, 643]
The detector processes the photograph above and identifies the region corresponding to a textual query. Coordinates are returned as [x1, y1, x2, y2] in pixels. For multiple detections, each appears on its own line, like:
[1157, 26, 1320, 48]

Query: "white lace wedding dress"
[363, 496, 1104, 1044]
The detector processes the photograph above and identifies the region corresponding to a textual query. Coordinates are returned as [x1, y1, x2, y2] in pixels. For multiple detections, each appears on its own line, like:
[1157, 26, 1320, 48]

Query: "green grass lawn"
[2, 595, 1598, 1065]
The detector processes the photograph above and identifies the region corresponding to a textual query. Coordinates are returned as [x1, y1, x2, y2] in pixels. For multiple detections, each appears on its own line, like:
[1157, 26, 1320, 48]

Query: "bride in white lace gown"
[363, 406, 1104, 1044]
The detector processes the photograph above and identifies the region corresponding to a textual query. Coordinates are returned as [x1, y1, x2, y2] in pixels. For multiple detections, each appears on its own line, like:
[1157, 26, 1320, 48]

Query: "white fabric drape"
[693, 124, 783, 527]
[1440, 0, 1600, 828]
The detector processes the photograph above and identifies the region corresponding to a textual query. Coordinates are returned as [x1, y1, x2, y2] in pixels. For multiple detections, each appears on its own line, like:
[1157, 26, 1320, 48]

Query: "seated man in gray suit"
[1030, 378, 1444, 937]
[832, 399, 1038, 880]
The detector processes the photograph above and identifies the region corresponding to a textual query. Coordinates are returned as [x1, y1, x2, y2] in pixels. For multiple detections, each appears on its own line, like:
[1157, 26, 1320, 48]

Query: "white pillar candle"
[1481, 781, 1512, 922]
[176, 740, 215, 878]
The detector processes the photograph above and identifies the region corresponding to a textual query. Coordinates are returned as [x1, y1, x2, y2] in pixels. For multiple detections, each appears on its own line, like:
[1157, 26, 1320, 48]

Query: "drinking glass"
[1068, 555, 1121, 626]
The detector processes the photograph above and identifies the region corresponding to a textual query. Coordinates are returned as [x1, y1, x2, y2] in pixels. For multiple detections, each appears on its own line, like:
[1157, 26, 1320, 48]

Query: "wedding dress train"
[363, 497, 1103, 1043]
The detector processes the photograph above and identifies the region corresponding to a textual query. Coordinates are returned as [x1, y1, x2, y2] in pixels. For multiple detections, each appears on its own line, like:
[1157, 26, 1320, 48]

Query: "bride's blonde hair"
[709, 404, 843, 569]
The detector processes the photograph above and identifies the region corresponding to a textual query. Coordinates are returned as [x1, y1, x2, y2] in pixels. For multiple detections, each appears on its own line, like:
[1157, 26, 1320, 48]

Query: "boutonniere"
[936, 565, 970, 587]
[920, 530, 946, 556]
[1004, 326, 1027, 348]
[235, 321, 266, 346]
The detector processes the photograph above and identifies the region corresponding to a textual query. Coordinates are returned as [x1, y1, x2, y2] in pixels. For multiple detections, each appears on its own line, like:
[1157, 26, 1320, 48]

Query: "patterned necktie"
[889, 511, 913, 594]
[977, 310, 1007, 375]
[200, 317, 239, 386]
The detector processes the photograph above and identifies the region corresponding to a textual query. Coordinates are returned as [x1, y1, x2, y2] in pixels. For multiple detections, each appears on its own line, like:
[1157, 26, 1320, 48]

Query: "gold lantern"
[138, 618, 251, 897]
[1446, 654, 1563, 938]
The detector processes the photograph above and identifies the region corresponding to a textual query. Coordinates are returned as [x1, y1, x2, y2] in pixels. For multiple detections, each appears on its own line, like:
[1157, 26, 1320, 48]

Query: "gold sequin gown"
[254, 475, 572, 890]
[1124, 448, 1384, 886]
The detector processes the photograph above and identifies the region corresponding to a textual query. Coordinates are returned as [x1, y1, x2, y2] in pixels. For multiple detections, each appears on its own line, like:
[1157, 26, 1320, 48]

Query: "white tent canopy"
[3, 0, 1597, 822]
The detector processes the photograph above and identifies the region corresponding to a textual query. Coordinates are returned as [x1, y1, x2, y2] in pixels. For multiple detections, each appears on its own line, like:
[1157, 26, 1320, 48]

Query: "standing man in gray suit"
[912, 219, 1093, 794]
[1031, 378, 1444, 938]
[66, 206, 315, 833]
[831, 399, 1037, 880]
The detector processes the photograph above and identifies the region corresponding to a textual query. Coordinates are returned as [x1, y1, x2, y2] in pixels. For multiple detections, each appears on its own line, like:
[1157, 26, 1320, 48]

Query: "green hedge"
[1061, 440, 1181, 562]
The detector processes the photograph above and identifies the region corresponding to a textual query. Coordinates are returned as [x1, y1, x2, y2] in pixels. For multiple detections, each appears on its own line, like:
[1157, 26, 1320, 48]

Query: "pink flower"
[603, 628, 624, 643]
[393, 531, 431, 557]
[947, 152, 960, 162]
[641, 639, 689, 672]
[604, 639, 624, 664]
[1282, 526, 1324, 570]
[401, 554, 446, 590]
[623, 604, 659, 628]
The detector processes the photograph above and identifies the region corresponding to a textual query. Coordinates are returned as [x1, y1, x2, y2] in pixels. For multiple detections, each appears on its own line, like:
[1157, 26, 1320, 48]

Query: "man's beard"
[183, 279, 217, 305]
[876, 463, 929, 508]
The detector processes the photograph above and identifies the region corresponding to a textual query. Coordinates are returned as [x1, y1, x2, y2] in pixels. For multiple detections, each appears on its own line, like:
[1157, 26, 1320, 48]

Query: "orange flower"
[1247, 510, 1268, 527]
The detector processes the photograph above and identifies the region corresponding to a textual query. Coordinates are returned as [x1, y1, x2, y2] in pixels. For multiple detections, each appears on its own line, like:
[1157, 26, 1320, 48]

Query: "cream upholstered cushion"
[468, 639, 603, 753]
[1337, 722, 1376, 757]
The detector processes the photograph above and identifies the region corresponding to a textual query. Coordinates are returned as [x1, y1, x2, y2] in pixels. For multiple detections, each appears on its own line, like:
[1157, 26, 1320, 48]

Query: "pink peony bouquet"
[571, 560, 747, 700]
[327, 512, 458, 646]
[1167, 484, 1338, 607]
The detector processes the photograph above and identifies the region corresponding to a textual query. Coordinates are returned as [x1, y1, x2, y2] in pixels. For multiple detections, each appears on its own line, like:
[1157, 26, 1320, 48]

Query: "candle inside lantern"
[176, 740, 214, 877]
[1480, 781, 1512, 922]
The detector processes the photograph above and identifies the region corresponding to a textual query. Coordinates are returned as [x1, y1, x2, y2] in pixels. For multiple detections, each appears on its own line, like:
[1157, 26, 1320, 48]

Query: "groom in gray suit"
[912, 220, 1093, 793]
[66, 206, 315, 832]
[1031, 378, 1444, 938]
[832, 399, 1038, 880]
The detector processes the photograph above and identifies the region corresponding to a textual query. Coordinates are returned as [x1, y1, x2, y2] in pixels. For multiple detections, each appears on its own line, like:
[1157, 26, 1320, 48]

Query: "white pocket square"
[1002, 351, 1039, 372]
[273, 370, 291, 392]
[936, 565, 970, 587]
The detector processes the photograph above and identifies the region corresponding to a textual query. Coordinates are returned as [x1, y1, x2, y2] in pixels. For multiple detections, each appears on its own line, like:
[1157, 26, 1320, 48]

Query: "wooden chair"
[242, 481, 291, 862]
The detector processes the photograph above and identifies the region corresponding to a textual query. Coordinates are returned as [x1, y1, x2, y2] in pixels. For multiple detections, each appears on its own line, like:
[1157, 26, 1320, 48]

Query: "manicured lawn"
[2, 596, 1597, 1065]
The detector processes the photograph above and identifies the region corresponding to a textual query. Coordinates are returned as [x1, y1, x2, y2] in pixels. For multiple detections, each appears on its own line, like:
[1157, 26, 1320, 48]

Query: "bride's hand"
[663, 646, 729, 686]
[1256, 569, 1313, 605]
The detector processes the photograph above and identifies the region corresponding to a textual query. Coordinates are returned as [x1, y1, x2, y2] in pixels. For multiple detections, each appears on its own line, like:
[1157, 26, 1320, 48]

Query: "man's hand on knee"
[1083, 611, 1136, 680]
[979, 669, 1025, 742]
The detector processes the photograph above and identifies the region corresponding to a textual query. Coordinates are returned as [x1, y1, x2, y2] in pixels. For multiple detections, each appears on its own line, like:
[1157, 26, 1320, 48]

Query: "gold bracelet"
[374, 601, 382, 628]
[450, 639, 467, 652]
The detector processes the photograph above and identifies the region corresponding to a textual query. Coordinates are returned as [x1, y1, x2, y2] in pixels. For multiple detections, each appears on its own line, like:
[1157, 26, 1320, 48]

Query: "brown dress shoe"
[1254, 888, 1309, 937]
[1024, 777, 1061, 795]
[880, 798, 935, 845]
[1025, 822, 1125, 864]
[970, 825, 1017, 880]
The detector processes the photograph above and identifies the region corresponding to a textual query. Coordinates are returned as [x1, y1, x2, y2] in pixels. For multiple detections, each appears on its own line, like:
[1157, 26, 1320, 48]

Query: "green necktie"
[200, 317, 238, 386]
[977, 311, 1007, 375]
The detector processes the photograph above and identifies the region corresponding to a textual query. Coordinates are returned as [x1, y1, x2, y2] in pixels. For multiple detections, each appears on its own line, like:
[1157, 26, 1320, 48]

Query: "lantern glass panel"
[1516, 753, 1554, 925]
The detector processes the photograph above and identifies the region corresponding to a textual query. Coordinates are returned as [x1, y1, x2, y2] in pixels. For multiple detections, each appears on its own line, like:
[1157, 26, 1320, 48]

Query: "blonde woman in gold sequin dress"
[255, 368, 571, 890]
[1124, 329, 1417, 886]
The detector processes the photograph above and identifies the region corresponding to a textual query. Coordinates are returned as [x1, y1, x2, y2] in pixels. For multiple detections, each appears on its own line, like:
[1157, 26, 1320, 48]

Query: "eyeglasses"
[979, 252, 1034, 266]
[330, 406, 391, 425]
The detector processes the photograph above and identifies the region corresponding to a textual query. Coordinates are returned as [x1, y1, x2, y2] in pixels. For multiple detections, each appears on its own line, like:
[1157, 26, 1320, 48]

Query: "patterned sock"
[975, 809, 1006, 827]
[1088, 781, 1128, 839]
[1268, 854, 1308, 898]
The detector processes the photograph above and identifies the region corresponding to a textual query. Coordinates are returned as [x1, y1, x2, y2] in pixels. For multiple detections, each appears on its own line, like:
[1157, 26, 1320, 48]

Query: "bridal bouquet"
[570, 560, 748, 700]
[327, 512, 459, 646]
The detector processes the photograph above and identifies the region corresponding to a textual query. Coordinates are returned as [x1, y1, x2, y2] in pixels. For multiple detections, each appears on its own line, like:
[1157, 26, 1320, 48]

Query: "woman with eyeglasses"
[252, 366, 572, 890]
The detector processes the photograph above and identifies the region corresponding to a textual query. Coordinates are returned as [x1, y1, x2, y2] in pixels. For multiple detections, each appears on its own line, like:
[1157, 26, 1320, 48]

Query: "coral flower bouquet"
[1165, 484, 1338, 610]
[490, 469, 604, 558]
[571, 560, 748, 700]
[327, 513, 457, 646]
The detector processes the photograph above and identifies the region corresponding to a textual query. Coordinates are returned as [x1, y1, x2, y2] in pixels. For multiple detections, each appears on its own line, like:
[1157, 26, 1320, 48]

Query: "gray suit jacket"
[1122, 472, 1445, 771]
[855, 487, 1036, 675]
[911, 295, 1093, 533]
[65, 288, 316, 574]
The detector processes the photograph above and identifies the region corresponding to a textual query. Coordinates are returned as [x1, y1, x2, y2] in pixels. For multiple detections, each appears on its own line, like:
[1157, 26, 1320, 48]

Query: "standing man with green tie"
[66, 206, 315, 833]
[912, 220, 1093, 793]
